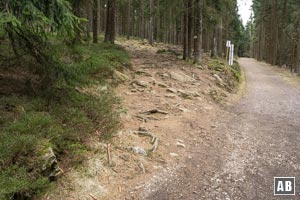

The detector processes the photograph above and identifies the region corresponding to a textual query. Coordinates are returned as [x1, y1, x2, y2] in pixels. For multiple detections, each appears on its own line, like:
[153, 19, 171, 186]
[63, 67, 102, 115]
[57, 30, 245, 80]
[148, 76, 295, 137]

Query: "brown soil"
[43, 40, 239, 200]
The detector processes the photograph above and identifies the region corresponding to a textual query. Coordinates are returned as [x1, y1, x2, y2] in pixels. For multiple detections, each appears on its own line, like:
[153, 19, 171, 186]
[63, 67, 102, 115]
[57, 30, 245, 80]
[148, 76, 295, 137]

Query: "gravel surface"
[143, 58, 300, 200]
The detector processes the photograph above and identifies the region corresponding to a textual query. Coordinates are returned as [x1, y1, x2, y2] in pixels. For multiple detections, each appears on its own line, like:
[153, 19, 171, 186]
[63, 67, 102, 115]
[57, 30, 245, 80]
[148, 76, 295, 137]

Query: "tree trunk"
[140, 0, 145, 39]
[211, 27, 217, 58]
[194, 0, 202, 64]
[217, 19, 223, 57]
[279, 0, 287, 66]
[93, 0, 99, 43]
[187, 0, 193, 59]
[104, 0, 116, 44]
[148, 0, 154, 45]
[126, 0, 131, 40]
[183, 2, 188, 60]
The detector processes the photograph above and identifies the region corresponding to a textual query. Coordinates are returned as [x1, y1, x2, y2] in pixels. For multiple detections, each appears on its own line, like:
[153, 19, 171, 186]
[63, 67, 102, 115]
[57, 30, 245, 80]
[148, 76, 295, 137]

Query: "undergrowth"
[0, 41, 129, 199]
[207, 58, 241, 90]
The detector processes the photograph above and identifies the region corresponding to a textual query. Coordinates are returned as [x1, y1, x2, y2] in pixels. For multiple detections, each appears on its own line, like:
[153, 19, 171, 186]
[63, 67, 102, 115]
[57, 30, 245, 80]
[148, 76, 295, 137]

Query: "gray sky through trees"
[238, 0, 253, 26]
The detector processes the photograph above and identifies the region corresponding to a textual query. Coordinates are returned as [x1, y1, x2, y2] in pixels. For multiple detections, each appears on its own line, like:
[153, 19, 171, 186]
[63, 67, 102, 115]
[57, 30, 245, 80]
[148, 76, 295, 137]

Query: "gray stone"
[213, 74, 223, 83]
[41, 147, 63, 180]
[131, 80, 148, 88]
[178, 89, 192, 99]
[135, 70, 152, 77]
[170, 72, 194, 82]
[153, 80, 167, 88]
[170, 153, 179, 157]
[113, 70, 129, 82]
[165, 94, 177, 99]
[119, 154, 130, 161]
[129, 146, 147, 156]
[176, 142, 186, 148]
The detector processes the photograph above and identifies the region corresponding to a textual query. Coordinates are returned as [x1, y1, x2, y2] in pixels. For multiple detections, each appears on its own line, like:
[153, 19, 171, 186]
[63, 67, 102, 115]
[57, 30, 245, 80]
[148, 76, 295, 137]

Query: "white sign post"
[226, 40, 231, 48]
[229, 44, 234, 66]
[226, 41, 231, 65]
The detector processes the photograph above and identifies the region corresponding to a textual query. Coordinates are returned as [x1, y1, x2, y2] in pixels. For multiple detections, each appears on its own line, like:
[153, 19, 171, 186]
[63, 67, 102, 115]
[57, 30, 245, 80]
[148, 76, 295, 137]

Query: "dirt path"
[45, 39, 234, 200]
[46, 44, 300, 200]
[143, 58, 300, 200]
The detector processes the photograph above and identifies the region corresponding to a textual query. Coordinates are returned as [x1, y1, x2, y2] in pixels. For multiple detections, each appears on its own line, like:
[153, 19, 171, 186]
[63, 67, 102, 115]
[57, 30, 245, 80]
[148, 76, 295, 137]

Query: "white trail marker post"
[229, 44, 234, 66]
[226, 40, 231, 64]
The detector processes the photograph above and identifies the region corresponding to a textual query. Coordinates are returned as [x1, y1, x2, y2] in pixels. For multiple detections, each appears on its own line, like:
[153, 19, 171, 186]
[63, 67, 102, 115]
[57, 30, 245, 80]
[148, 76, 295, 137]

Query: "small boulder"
[170, 153, 179, 157]
[40, 147, 63, 181]
[213, 74, 223, 83]
[113, 70, 129, 82]
[170, 72, 194, 82]
[131, 80, 148, 88]
[128, 146, 147, 156]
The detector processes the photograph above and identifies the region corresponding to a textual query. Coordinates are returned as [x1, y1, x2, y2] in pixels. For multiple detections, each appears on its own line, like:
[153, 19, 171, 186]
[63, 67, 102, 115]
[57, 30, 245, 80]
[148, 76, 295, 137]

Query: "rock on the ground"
[113, 70, 129, 82]
[135, 70, 152, 77]
[129, 146, 148, 156]
[170, 153, 179, 157]
[170, 72, 194, 82]
[165, 94, 177, 99]
[178, 89, 192, 99]
[131, 80, 148, 88]
[213, 74, 223, 83]
[176, 142, 186, 148]
[41, 146, 63, 180]
[152, 80, 168, 88]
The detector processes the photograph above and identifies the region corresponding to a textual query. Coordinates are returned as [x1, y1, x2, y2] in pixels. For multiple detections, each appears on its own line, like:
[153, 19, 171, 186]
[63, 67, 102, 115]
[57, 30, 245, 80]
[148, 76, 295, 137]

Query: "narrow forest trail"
[144, 58, 300, 200]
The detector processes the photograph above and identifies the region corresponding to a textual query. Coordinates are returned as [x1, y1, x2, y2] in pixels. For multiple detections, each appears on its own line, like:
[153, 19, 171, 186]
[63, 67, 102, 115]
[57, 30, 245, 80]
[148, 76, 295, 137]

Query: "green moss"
[0, 41, 128, 199]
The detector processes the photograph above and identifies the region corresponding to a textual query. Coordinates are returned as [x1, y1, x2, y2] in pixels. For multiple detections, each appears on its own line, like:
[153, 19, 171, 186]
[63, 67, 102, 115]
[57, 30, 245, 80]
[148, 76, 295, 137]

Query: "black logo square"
[274, 177, 295, 195]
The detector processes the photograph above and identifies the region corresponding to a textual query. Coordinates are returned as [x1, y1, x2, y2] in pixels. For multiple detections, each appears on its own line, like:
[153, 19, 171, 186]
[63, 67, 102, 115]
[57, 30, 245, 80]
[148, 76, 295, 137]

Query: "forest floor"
[45, 39, 241, 200]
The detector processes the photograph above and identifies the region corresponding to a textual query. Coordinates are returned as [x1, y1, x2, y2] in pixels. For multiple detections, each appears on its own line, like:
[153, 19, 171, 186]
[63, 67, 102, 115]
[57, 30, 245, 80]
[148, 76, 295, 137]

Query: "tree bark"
[93, 0, 99, 43]
[148, 0, 154, 45]
[187, 0, 193, 59]
[183, 1, 188, 60]
[211, 27, 217, 58]
[194, 0, 202, 63]
[126, 0, 131, 40]
[104, 0, 116, 44]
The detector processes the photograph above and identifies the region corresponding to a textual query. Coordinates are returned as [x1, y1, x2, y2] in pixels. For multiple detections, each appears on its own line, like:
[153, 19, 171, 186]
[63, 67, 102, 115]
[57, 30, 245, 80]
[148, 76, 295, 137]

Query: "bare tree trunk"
[279, 0, 287, 66]
[148, 0, 154, 45]
[126, 0, 131, 40]
[183, 1, 188, 60]
[93, 0, 99, 43]
[140, 0, 145, 39]
[258, 23, 263, 61]
[217, 19, 223, 57]
[187, 0, 193, 59]
[211, 27, 217, 58]
[104, 0, 116, 44]
[194, 0, 202, 63]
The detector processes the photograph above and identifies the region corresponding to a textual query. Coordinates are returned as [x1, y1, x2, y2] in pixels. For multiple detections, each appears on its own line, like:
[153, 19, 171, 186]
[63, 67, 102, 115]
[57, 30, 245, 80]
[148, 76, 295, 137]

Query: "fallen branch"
[141, 109, 169, 115]
[89, 194, 98, 200]
[107, 143, 111, 165]
[132, 131, 158, 153]
[133, 131, 154, 138]
[135, 115, 148, 122]
[150, 137, 158, 152]
[139, 162, 146, 173]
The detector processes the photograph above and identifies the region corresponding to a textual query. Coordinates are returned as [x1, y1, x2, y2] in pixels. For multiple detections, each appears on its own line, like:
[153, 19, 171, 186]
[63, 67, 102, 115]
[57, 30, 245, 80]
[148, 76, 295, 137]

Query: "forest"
[246, 0, 300, 74]
[1, 0, 300, 199]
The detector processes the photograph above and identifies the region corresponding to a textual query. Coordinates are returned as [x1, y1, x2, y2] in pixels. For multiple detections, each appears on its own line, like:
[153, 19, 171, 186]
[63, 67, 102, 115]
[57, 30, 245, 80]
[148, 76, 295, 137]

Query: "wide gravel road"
[144, 58, 300, 200]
